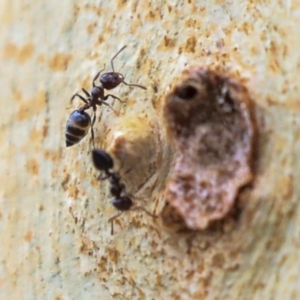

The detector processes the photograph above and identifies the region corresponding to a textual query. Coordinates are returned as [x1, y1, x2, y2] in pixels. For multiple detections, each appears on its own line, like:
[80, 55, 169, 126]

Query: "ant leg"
[122, 81, 147, 90]
[97, 173, 110, 181]
[78, 103, 92, 112]
[90, 107, 96, 148]
[90, 126, 95, 148]
[110, 45, 127, 72]
[82, 88, 90, 98]
[104, 94, 125, 103]
[98, 101, 118, 114]
[91, 107, 97, 126]
[132, 206, 157, 219]
[93, 65, 106, 86]
[70, 93, 89, 104]
[109, 212, 122, 235]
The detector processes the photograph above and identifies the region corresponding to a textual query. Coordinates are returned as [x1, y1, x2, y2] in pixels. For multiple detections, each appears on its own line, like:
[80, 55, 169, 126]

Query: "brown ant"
[92, 148, 156, 234]
[95, 45, 146, 91]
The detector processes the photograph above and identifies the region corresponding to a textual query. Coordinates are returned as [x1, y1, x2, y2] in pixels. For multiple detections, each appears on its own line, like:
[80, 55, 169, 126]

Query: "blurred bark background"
[0, 0, 299, 299]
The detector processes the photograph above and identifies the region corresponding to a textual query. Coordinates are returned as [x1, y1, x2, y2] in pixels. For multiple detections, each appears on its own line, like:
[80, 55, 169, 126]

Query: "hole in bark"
[175, 84, 197, 101]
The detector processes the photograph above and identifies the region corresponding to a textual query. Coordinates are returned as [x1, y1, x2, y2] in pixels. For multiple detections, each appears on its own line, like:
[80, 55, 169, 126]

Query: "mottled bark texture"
[0, 1, 299, 299]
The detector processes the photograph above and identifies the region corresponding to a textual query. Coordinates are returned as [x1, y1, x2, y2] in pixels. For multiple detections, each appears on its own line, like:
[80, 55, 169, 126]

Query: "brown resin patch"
[163, 68, 255, 230]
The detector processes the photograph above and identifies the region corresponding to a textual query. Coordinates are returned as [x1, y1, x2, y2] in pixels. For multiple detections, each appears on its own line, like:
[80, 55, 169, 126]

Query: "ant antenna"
[93, 65, 106, 85]
[111, 45, 127, 72]
[122, 81, 147, 90]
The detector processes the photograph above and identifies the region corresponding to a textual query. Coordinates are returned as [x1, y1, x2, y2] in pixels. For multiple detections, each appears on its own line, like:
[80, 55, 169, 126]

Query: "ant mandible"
[92, 148, 156, 234]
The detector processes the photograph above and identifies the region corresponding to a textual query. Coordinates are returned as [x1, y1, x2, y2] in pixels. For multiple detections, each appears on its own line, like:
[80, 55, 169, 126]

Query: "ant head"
[92, 149, 114, 171]
[91, 86, 104, 98]
[100, 72, 124, 90]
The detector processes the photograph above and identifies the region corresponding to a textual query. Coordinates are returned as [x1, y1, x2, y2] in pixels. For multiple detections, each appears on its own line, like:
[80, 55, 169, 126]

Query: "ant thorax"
[109, 173, 125, 195]
[91, 86, 104, 99]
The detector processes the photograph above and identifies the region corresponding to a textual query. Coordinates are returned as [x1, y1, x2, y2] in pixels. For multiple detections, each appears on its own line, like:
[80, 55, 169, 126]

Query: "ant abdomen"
[111, 196, 133, 211]
[65, 110, 91, 147]
[91, 86, 105, 98]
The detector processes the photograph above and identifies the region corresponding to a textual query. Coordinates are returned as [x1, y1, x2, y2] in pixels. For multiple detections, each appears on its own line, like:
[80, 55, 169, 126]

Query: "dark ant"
[95, 45, 146, 91]
[92, 148, 156, 234]
[66, 46, 146, 148]
[66, 69, 122, 147]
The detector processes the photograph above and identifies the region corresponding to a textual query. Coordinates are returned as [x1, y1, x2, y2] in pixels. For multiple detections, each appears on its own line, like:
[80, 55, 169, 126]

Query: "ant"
[92, 148, 156, 234]
[95, 45, 146, 91]
[66, 46, 146, 148]
[66, 70, 122, 147]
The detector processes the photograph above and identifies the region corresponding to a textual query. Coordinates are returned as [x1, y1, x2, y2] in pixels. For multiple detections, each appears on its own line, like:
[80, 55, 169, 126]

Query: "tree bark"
[0, 0, 299, 299]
